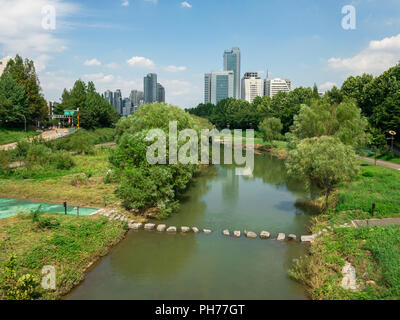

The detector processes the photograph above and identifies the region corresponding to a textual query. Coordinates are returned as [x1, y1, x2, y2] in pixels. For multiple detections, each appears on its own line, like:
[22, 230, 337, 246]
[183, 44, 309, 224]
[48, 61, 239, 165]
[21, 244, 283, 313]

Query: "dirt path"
[358, 156, 400, 171]
[0, 129, 72, 151]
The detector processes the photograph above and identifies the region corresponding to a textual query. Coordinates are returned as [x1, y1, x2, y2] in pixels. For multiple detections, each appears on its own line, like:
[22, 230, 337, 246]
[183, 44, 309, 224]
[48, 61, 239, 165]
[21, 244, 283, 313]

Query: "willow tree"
[286, 136, 359, 210]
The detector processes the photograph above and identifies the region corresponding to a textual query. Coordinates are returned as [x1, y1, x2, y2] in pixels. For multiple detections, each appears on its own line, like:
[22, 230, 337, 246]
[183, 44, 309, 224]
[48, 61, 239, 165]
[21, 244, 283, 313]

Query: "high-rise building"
[0, 57, 11, 76]
[241, 72, 263, 103]
[122, 98, 134, 117]
[223, 47, 241, 99]
[144, 73, 158, 104]
[157, 83, 165, 103]
[113, 89, 123, 115]
[264, 78, 292, 98]
[204, 71, 234, 105]
[129, 90, 144, 107]
[104, 90, 114, 106]
[204, 73, 212, 104]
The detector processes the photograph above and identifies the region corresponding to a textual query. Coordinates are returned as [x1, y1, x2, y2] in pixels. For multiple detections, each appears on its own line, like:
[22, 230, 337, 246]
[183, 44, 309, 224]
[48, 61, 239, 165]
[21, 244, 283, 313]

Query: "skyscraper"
[264, 78, 292, 98]
[223, 47, 241, 99]
[130, 90, 144, 107]
[157, 83, 165, 103]
[114, 89, 123, 115]
[241, 72, 263, 103]
[144, 73, 158, 104]
[204, 73, 212, 104]
[104, 90, 113, 106]
[205, 71, 234, 105]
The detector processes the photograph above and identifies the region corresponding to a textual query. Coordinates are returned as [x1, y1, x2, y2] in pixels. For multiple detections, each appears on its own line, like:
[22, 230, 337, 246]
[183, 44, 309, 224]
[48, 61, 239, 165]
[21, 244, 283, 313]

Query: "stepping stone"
[192, 227, 199, 233]
[130, 223, 143, 230]
[277, 233, 286, 241]
[203, 229, 212, 234]
[233, 231, 241, 238]
[157, 224, 166, 232]
[260, 231, 271, 239]
[288, 234, 297, 241]
[181, 226, 191, 233]
[223, 230, 230, 236]
[301, 234, 317, 243]
[167, 226, 177, 233]
[246, 231, 257, 239]
[144, 223, 156, 230]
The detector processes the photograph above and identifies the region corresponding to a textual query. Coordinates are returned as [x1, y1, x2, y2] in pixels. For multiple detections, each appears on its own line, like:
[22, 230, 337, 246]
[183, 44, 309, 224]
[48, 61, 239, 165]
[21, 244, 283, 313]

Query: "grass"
[0, 148, 121, 208]
[290, 163, 400, 300]
[0, 128, 39, 145]
[0, 213, 127, 300]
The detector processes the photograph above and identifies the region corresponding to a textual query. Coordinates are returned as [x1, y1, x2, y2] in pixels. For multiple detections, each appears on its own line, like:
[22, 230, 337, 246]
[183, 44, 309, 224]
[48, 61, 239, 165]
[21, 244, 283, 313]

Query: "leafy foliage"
[0, 55, 48, 128]
[286, 136, 359, 209]
[112, 103, 197, 217]
[287, 99, 370, 150]
[259, 117, 283, 144]
[56, 80, 118, 129]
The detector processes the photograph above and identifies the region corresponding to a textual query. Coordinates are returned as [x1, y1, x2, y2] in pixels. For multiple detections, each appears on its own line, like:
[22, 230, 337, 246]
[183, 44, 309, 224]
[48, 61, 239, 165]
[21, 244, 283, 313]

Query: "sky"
[0, 0, 399, 108]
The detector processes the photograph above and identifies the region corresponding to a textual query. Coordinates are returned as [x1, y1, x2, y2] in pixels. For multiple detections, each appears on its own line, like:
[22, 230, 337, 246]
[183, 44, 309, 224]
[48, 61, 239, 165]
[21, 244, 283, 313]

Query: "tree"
[1, 55, 48, 126]
[56, 80, 118, 129]
[0, 73, 26, 127]
[286, 136, 359, 210]
[259, 117, 283, 144]
[288, 99, 370, 150]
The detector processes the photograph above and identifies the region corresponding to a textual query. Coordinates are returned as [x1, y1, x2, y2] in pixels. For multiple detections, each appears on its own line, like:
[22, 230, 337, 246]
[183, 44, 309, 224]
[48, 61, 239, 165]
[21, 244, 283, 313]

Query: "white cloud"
[121, 0, 129, 6]
[126, 56, 155, 69]
[319, 82, 337, 91]
[144, 0, 158, 4]
[328, 33, 400, 75]
[84, 58, 101, 66]
[105, 62, 119, 69]
[181, 1, 192, 8]
[163, 65, 187, 72]
[0, 0, 79, 71]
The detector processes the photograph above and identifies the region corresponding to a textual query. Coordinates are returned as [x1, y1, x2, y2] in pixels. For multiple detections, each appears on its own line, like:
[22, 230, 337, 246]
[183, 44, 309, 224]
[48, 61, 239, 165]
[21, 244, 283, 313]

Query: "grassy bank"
[0, 128, 39, 145]
[290, 163, 400, 300]
[0, 148, 121, 209]
[0, 213, 127, 300]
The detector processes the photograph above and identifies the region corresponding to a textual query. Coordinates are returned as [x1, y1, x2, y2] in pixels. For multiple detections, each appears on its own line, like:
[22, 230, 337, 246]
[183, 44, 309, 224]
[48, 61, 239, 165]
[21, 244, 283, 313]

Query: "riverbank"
[0, 213, 128, 300]
[289, 162, 400, 299]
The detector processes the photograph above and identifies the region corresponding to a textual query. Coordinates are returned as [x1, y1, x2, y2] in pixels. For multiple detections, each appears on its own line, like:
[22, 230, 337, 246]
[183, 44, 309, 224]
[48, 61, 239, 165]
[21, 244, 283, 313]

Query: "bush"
[0, 255, 41, 300]
[50, 151, 74, 170]
[0, 151, 10, 172]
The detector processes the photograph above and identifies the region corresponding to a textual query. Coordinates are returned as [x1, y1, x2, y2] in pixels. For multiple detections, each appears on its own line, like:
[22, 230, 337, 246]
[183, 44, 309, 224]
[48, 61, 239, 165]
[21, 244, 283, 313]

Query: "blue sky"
[0, 0, 399, 108]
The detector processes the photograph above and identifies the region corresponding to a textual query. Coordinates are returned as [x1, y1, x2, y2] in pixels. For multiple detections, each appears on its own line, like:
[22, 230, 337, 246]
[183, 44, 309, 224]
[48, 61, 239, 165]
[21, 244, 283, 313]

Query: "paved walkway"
[352, 218, 400, 228]
[358, 156, 400, 171]
[0, 129, 71, 151]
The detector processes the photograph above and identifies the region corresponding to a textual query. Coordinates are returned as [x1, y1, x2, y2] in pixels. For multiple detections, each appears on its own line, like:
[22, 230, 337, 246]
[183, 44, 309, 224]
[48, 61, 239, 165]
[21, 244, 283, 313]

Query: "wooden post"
[77, 206, 80, 217]
[371, 203, 376, 217]
[64, 201, 67, 215]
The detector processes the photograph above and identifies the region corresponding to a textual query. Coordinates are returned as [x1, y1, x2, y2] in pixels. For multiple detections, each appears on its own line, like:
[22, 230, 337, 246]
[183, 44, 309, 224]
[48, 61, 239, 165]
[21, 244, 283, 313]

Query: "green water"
[68, 154, 317, 300]
[0, 198, 98, 218]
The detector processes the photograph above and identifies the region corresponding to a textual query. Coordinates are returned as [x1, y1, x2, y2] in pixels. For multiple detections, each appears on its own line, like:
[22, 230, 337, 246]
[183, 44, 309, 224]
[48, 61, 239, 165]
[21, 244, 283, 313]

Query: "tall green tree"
[57, 80, 118, 129]
[0, 73, 26, 126]
[259, 117, 283, 144]
[286, 136, 359, 210]
[1, 55, 48, 126]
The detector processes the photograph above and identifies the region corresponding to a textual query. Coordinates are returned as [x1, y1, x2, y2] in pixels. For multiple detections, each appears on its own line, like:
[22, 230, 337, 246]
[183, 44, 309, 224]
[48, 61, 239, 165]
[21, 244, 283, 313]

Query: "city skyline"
[1, 0, 399, 109]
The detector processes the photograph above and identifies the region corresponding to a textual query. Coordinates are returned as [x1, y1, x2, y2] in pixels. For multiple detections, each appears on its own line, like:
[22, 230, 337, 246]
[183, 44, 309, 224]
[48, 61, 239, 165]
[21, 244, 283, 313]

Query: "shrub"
[30, 205, 43, 223]
[51, 151, 74, 170]
[0, 254, 41, 300]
